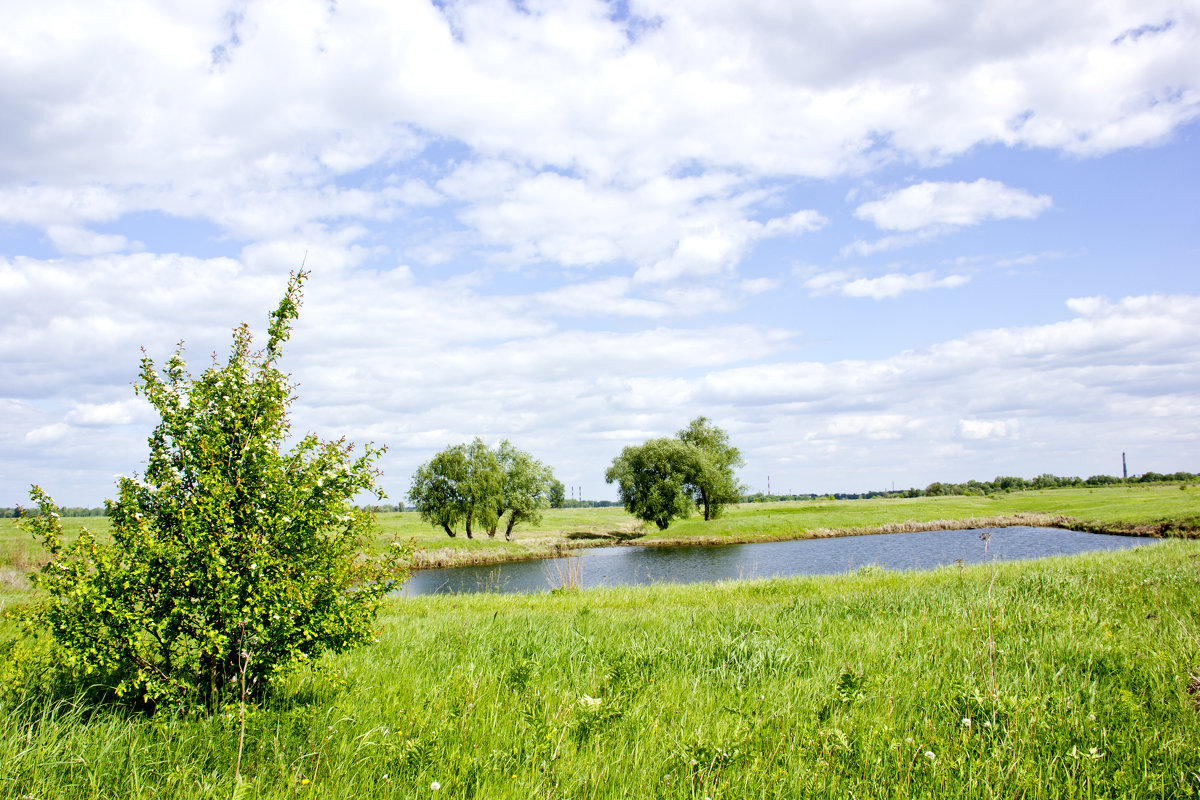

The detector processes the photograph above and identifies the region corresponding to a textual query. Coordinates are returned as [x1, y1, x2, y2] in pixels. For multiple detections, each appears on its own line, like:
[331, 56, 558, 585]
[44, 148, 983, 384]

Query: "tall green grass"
[3, 540, 1198, 798]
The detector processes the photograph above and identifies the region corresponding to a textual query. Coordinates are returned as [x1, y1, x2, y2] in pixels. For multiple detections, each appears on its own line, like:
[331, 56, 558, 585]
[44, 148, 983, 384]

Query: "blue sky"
[2, 0, 1199, 506]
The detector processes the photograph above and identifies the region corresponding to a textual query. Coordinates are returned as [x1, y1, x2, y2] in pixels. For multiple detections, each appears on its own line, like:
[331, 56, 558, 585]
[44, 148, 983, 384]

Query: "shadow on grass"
[566, 529, 646, 542]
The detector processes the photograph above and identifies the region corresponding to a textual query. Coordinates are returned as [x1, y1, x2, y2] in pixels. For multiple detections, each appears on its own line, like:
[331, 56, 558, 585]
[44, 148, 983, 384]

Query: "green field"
[2, 540, 1198, 798]
[4, 485, 1199, 593]
[384, 484, 1200, 567]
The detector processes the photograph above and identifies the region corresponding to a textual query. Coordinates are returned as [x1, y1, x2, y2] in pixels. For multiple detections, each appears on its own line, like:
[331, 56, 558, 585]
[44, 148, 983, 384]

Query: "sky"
[2, 0, 1199, 507]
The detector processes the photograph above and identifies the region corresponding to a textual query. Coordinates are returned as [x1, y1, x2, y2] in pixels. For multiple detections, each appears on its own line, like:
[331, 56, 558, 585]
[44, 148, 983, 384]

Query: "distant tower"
[1122, 452, 1127, 480]
[767, 475, 771, 495]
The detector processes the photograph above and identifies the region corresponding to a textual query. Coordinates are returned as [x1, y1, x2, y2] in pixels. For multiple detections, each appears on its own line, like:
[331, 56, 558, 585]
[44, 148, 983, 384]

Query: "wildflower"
[983, 720, 992, 728]
[905, 737, 914, 744]
[300, 778, 310, 785]
[961, 717, 971, 728]
[431, 781, 441, 791]
[924, 751, 936, 760]
[580, 695, 602, 711]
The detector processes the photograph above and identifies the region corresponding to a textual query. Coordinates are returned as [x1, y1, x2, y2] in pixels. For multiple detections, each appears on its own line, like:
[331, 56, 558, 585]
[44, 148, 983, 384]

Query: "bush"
[19, 271, 408, 711]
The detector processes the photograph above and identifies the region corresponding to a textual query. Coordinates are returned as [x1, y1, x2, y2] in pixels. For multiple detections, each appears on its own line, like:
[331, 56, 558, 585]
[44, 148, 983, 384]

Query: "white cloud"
[0, 1, 1188, 251]
[804, 269, 971, 300]
[65, 399, 152, 427]
[855, 179, 1052, 232]
[532, 277, 669, 319]
[840, 229, 943, 258]
[45, 225, 139, 255]
[24, 423, 69, 445]
[740, 277, 780, 294]
[957, 419, 1017, 440]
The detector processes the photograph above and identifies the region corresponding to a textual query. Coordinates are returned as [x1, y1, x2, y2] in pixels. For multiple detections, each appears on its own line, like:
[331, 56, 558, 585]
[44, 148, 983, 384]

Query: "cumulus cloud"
[0, 1, 1191, 255]
[1, 1, 1198, 503]
[841, 179, 1052, 256]
[855, 179, 1053, 232]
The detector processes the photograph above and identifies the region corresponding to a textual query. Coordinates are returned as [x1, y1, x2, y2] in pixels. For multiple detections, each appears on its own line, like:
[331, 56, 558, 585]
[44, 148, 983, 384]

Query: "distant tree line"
[356, 502, 406, 513]
[919, 471, 1199, 497]
[3, 506, 108, 518]
[556, 499, 622, 508]
[742, 471, 1198, 502]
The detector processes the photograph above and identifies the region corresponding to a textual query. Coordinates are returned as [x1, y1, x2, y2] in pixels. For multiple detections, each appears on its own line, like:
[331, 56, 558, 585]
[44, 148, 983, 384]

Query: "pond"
[400, 526, 1153, 596]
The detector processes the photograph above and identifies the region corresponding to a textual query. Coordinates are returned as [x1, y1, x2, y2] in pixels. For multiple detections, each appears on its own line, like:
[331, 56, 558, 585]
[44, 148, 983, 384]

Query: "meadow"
[1, 540, 1198, 798]
[3, 484, 1198, 589]
[383, 483, 1200, 567]
[2, 485, 1198, 798]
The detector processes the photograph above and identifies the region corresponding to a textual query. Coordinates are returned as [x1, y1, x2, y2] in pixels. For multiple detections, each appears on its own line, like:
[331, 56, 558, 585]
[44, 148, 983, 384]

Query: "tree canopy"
[408, 439, 555, 539]
[676, 416, 745, 521]
[19, 271, 407, 711]
[604, 436, 697, 530]
[605, 417, 743, 529]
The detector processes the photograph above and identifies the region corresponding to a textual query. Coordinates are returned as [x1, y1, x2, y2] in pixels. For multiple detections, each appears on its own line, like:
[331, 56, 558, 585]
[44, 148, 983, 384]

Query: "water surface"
[401, 526, 1151, 596]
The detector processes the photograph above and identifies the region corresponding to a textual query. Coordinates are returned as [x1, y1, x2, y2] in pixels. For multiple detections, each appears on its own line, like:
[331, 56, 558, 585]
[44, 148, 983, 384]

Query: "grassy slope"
[2, 541, 1198, 798]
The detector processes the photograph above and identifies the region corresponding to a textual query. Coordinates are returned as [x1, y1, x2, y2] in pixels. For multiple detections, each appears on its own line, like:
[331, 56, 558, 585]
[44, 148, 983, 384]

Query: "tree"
[496, 440, 554, 540]
[547, 478, 566, 509]
[19, 271, 407, 711]
[408, 443, 471, 537]
[461, 438, 503, 538]
[605, 437, 696, 530]
[676, 416, 744, 521]
[409, 439, 554, 539]
[606, 417, 744, 529]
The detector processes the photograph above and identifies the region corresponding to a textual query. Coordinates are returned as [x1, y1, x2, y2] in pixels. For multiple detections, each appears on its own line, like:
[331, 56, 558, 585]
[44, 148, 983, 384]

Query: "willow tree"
[605, 417, 744, 528]
[676, 416, 744, 520]
[409, 439, 554, 539]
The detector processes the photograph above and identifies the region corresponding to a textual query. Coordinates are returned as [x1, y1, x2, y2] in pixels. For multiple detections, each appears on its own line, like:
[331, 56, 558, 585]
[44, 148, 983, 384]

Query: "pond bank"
[407, 511, 1200, 570]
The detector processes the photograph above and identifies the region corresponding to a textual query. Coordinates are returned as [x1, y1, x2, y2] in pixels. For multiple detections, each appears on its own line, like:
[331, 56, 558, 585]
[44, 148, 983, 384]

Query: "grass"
[386, 484, 1200, 567]
[1, 540, 1198, 798]
[4, 485, 1199, 587]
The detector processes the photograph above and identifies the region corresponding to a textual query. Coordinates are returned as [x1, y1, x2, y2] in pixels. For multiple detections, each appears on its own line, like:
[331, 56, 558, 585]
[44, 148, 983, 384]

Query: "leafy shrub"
[19, 272, 408, 711]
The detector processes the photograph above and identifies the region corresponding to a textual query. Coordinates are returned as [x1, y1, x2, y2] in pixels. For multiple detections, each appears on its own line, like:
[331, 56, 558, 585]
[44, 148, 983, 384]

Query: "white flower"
[431, 781, 441, 791]
[905, 737, 914, 744]
[961, 717, 971, 728]
[983, 720, 992, 728]
[924, 751, 936, 760]
[580, 695, 602, 711]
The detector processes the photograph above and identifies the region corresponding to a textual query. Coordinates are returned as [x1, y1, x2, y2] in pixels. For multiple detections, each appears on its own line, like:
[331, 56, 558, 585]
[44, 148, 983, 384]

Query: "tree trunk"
[702, 488, 712, 521]
[504, 512, 518, 541]
[441, 522, 456, 537]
